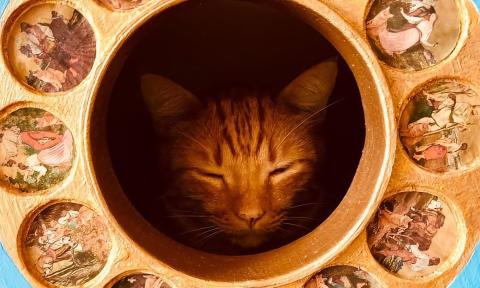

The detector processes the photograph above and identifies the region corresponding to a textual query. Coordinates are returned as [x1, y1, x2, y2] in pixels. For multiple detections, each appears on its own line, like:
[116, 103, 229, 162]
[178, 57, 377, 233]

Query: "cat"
[141, 58, 338, 251]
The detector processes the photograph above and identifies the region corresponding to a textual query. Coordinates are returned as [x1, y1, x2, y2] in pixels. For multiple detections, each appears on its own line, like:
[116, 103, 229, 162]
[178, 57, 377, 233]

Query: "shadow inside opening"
[103, 0, 365, 255]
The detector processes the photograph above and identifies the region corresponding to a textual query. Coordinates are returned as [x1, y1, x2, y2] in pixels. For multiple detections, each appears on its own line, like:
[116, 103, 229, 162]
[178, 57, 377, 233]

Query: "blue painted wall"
[0, 245, 30, 288]
[0, 0, 478, 287]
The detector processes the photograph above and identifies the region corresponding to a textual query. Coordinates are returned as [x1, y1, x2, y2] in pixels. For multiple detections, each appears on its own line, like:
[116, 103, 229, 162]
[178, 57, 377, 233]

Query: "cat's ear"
[278, 58, 338, 113]
[141, 74, 201, 129]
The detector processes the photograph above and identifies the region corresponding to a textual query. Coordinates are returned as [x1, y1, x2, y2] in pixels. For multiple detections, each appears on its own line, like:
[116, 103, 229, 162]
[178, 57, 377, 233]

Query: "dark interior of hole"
[103, 0, 365, 255]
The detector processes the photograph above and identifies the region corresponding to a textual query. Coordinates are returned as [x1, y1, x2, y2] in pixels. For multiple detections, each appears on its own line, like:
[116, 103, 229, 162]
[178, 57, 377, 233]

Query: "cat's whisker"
[177, 225, 217, 236]
[171, 208, 207, 214]
[160, 215, 211, 218]
[287, 202, 324, 209]
[169, 213, 207, 217]
[282, 222, 311, 231]
[193, 227, 221, 240]
[194, 229, 223, 246]
[173, 128, 210, 154]
[276, 226, 294, 234]
[197, 230, 223, 247]
[285, 216, 318, 221]
[179, 195, 201, 200]
[273, 98, 344, 152]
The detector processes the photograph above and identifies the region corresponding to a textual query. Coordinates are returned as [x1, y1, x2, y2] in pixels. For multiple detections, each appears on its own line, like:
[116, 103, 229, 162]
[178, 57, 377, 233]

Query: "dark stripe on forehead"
[216, 99, 226, 122]
[230, 98, 236, 115]
[257, 97, 265, 123]
[268, 138, 277, 162]
[212, 141, 221, 166]
[234, 115, 250, 153]
[245, 116, 253, 138]
[254, 97, 264, 155]
[234, 117, 241, 139]
[214, 95, 279, 159]
[222, 126, 237, 156]
[255, 129, 264, 156]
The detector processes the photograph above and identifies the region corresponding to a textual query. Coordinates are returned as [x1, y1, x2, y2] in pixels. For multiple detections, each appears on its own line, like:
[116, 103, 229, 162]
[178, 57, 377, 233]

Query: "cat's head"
[141, 59, 337, 248]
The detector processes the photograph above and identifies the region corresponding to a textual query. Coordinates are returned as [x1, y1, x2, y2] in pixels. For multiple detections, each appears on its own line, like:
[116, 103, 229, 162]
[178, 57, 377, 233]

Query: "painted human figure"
[19, 10, 95, 92]
[0, 126, 21, 160]
[20, 22, 67, 91]
[370, 196, 445, 273]
[36, 113, 61, 128]
[102, 0, 143, 9]
[370, 2, 437, 53]
[304, 272, 371, 288]
[305, 274, 330, 288]
[367, 0, 439, 69]
[20, 130, 73, 167]
[144, 275, 167, 288]
[0, 111, 73, 187]
[413, 137, 467, 171]
[0, 126, 27, 181]
[36, 210, 82, 276]
[20, 22, 55, 58]
[123, 274, 167, 288]
[401, 90, 480, 167]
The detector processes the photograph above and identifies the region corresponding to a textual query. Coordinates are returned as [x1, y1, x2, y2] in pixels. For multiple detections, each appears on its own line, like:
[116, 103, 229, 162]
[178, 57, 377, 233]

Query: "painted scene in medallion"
[112, 273, 172, 288]
[6, 4, 96, 93]
[304, 266, 381, 288]
[0, 108, 74, 192]
[24, 203, 111, 286]
[400, 81, 480, 173]
[366, 0, 460, 70]
[98, 0, 145, 10]
[367, 192, 458, 278]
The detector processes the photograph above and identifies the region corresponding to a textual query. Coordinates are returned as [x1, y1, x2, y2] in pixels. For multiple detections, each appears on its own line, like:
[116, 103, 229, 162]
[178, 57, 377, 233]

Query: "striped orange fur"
[141, 59, 338, 249]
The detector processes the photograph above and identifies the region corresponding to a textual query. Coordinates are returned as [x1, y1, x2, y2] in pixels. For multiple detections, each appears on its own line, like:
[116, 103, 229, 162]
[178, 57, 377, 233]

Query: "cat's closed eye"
[193, 170, 225, 181]
[188, 170, 225, 189]
[269, 164, 292, 177]
[199, 171, 224, 180]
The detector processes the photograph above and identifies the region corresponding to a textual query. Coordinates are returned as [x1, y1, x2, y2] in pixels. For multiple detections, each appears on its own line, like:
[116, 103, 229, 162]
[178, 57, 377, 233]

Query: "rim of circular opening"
[0, 102, 78, 196]
[365, 189, 468, 282]
[17, 200, 112, 287]
[398, 77, 480, 176]
[84, 0, 395, 286]
[1, 0, 97, 96]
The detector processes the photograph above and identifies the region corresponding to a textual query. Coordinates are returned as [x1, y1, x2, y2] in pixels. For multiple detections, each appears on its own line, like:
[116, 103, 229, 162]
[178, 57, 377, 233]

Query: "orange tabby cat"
[141, 58, 337, 250]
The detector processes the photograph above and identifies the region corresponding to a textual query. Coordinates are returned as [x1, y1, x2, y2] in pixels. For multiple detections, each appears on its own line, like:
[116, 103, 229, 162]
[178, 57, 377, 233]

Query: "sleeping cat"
[141, 58, 338, 251]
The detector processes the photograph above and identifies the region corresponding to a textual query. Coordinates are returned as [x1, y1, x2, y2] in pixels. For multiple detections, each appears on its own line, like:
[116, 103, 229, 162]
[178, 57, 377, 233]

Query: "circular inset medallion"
[366, 0, 460, 71]
[367, 192, 459, 278]
[5, 3, 96, 93]
[111, 273, 172, 288]
[399, 81, 480, 173]
[23, 202, 111, 286]
[304, 266, 381, 288]
[98, 0, 145, 10]
[0, 108, 75, 192]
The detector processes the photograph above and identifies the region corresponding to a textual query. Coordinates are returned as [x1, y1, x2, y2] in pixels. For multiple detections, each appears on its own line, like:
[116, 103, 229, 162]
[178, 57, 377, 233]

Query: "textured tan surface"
[0, 0, 477, 287]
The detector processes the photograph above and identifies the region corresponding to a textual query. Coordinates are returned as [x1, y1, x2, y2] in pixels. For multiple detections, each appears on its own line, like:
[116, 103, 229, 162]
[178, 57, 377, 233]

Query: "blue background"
[0, 0, 478, 287]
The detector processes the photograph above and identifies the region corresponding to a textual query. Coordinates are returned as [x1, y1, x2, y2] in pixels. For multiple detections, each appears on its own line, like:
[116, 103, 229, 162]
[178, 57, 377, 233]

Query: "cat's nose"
[237, 209, 266, 229]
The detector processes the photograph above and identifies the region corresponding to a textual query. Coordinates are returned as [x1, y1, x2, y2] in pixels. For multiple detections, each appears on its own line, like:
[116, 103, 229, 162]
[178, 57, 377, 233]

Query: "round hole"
[105, 0, 364, 255]
[3, 2, 96, 93]
[366, 191, 462, 279]
[21, 202, 111, 286]
[366, 0, 461, 71]
[304, 265, 383, 288]
[88, 0, 393, 285]
[109, 273, 173, 288]
[0, 107, 75, 193]
[97, 0, 146, 10]
[399, 79, 480, 173]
